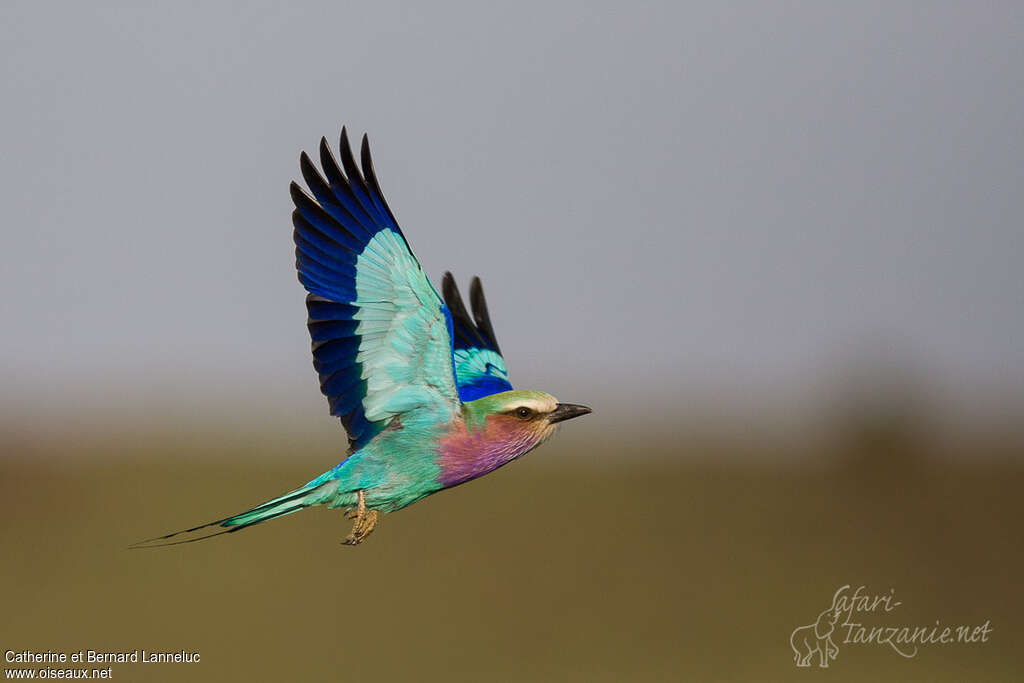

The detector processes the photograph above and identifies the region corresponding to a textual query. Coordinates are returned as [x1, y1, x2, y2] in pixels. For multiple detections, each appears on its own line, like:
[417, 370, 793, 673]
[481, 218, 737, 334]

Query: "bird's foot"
[345, 510, 378, 545]
[342, 490, 379, 546]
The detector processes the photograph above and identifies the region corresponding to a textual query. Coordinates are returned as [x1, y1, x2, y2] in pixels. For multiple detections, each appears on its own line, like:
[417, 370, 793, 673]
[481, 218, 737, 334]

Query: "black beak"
[548, 403, 592, 424]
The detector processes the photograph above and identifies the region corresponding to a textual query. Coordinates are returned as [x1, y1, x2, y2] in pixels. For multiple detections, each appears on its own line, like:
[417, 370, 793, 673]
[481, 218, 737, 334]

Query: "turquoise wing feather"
[442, 273, 514, 401]
[291, 128, 460, 448]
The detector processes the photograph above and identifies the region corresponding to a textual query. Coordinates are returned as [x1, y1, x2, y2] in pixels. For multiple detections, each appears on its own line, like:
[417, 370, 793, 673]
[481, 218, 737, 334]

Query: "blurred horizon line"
[3, 363, 1022, 457]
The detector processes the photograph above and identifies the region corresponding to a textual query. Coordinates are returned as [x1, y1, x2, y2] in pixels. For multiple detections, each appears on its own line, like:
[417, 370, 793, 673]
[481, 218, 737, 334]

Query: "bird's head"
[463, 390, 592, 448]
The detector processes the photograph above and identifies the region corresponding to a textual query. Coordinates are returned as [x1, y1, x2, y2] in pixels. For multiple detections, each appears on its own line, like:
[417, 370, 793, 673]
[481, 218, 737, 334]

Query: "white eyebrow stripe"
[512, 397, 557, 413]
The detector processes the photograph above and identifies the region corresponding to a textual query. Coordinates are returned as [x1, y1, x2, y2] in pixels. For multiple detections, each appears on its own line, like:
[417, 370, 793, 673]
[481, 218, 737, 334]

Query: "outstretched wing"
[291, 128, 459, 449]
[442, 273, 514, 401]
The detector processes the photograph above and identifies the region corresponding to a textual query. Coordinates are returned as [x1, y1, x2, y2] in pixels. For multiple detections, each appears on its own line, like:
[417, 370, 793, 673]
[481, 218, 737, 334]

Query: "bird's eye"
[515, 407, 534, 419]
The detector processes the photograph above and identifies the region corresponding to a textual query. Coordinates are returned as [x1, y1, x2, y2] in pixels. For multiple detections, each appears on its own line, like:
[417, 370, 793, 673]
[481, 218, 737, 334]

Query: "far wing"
[291, 128, 460, 449]
[442, 273, 514, 401]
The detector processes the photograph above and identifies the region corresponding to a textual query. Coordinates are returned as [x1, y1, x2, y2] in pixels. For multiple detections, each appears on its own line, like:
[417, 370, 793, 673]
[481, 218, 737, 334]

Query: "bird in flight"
[134, 127, 591, 547]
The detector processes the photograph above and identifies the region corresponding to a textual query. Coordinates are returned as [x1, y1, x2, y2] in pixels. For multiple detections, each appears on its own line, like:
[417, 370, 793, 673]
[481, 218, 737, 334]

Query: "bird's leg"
[343, 490, 379, 545]
[342, 491, 366, 544]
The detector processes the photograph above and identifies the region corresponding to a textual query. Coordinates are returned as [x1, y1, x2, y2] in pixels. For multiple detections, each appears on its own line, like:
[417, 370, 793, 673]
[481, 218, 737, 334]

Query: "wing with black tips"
[442, 273, 514, 401]
[292, 128, 460, 449]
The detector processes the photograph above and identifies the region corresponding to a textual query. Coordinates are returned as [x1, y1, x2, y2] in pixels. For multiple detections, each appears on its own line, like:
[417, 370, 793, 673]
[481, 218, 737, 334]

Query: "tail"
[129, 480, 339, 548]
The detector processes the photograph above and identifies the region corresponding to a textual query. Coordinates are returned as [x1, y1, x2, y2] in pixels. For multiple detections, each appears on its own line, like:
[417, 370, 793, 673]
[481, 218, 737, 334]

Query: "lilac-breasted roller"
[134, 127, 591, 547]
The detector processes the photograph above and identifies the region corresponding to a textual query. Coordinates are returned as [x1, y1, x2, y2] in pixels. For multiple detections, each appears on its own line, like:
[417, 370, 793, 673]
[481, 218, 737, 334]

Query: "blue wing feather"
[292, 128, 460, 449]
[441, 273, 514, 401]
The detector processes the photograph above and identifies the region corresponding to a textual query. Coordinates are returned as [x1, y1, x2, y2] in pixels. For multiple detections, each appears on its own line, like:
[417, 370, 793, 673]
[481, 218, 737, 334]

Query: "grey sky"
[2, 2, 1022, 429]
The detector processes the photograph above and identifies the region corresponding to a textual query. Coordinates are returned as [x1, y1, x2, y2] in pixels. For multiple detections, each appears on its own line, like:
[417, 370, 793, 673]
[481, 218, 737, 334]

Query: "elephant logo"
[790, 606, 841, 668]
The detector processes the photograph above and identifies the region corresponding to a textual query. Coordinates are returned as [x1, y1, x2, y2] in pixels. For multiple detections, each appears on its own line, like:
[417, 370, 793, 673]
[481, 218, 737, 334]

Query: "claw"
[359, 510, 379, 541]
[342, 491, 379, 545]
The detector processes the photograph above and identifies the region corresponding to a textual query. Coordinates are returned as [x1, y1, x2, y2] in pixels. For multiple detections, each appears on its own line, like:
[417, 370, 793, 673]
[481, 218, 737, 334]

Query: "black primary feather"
[469, 276, 501, 354]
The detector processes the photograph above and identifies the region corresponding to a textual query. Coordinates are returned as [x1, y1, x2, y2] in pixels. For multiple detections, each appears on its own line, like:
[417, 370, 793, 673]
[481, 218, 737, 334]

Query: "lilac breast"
[436, 420, 535, 488]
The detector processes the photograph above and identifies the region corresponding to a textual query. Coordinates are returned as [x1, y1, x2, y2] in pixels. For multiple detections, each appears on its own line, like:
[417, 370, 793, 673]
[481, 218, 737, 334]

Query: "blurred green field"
[1, 430, 1021, 681]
